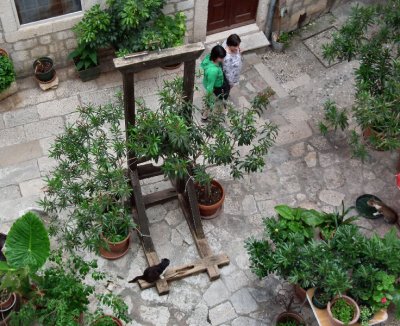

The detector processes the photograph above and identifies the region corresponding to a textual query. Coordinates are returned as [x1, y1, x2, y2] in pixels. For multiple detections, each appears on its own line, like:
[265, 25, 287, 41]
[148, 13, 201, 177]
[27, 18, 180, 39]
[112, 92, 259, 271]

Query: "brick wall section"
[163, 0, 195, 42]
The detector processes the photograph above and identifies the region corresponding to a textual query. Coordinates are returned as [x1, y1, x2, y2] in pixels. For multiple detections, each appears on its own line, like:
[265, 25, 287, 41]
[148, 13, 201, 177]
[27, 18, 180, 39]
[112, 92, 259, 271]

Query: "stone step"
[205, 23, 260, 45]
[205, 26, 270, 53]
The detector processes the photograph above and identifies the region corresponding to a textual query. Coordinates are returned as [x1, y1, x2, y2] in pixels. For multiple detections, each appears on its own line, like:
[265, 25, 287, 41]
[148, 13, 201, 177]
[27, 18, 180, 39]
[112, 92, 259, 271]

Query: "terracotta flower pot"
[294, 284, 307, 302]
[0, 292, 15, 311]
[94, 315, 123, 326]
[99, 232, 131, 260]
[197, 180, 225, 219]
[275, 311, 305, 325]
[327, 295, 360, 326]
[362, 127, 385, 151]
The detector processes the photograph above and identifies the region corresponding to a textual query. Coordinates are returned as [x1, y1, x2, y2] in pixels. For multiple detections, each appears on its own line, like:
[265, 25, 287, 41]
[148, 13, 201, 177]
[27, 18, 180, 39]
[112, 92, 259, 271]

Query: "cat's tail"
[128, 275, 144, 283]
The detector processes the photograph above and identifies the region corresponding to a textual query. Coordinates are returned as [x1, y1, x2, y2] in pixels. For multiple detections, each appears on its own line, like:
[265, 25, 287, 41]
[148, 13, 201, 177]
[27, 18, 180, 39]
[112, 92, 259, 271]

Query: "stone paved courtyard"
[0, 1, 399, 325]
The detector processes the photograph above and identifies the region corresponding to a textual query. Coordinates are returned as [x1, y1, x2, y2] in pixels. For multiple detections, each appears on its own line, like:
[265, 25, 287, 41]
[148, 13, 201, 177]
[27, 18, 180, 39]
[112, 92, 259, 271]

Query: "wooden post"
[122, 72, 136, 171]
[183, 60, 196, 103]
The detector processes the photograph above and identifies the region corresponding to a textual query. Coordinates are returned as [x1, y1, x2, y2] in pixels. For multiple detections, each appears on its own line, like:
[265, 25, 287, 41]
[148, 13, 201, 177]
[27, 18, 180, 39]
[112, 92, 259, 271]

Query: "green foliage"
[359, 305, 374, 326]
[319, 100, 349, 136]
[39, 100, 135, 252]
[277, 321, 297, 326]
[129, 78, 278, 199]
[0, 54, 15, 93]
[8, 250, 130, 325]
[68, 44, 98, 71]
[331, 298, 355, 324]
[246, 208, 400, 317]
[349, 130, 368, 162]
[318, 202, 358, 240]
[322, 0, 400, 152]
[3, 212, 50, 273]
[274, 205, 323, 240]
[73, 0, 186, 56]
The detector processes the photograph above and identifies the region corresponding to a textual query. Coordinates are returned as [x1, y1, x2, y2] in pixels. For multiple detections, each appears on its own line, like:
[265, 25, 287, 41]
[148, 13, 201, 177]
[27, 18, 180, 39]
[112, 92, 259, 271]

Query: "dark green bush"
[0, 54, 15, 93]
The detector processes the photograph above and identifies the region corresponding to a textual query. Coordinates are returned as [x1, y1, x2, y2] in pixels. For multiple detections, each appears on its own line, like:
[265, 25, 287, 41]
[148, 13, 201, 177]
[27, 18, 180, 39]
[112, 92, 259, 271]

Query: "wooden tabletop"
[306, 288, 388, 326]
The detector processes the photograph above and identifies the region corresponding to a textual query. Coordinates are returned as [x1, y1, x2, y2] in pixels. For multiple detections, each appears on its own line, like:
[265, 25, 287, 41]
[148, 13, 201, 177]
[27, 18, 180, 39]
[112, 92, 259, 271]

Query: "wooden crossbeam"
[137, 254, 230, 290]
[137, 163, 164, 180]
[143, 188, 178, 207]
[114, 43, 204, 74]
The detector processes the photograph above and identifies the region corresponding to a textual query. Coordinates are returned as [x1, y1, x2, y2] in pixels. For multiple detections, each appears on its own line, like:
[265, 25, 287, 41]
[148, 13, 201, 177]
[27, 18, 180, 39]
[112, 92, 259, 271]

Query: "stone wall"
[279, 0, 335, 32]
[0, 0, 195, 78]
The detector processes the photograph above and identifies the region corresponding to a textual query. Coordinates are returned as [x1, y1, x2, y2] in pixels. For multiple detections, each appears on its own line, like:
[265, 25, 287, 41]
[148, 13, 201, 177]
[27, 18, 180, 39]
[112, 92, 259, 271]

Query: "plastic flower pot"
[33, 57, 56, 83]
[0, 293, 18, 323]
[312, 288, 331, 309]
[327, 295, 360, 326]
[0, 291, 14, 311]
[99, 232, 131, 260]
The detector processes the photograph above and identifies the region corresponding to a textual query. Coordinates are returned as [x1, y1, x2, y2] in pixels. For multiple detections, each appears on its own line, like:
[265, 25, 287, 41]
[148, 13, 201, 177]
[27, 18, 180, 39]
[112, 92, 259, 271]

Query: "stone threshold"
[205, 23, 270, 53]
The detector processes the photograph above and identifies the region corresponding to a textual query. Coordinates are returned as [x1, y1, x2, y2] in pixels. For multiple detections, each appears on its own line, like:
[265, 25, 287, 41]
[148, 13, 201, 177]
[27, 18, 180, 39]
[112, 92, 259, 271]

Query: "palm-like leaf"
[4, 212, 50, 272]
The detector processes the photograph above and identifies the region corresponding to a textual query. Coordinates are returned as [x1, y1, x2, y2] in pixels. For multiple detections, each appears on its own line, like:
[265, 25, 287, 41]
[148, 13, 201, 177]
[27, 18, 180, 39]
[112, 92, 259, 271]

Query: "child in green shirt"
[200, 45, 228, 121]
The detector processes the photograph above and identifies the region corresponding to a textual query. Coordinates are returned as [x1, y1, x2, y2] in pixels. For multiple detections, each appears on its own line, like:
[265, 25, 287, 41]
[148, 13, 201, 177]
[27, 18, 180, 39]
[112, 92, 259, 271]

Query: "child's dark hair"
[210, 45, 226, 61]
[227, 34, 241, 47]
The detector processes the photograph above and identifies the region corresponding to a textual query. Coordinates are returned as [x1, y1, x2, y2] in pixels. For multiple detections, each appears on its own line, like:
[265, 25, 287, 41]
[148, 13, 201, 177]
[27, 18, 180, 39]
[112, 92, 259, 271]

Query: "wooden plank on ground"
[143, 188, 178, 207]
[138, 254, 230, 289]
[306, 288, 387, 326]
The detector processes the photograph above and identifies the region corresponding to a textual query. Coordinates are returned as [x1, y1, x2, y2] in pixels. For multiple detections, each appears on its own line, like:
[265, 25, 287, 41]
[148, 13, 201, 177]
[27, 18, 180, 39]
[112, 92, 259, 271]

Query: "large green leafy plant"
[40, 100, 134, 252]
[72, 0, 186, 57]
[129, 77, 278, 199]
[0, 213, 130, 325]
[322, 0, 400, 154]
[246, 208, 400, 320]
[0, 54, 15, 93]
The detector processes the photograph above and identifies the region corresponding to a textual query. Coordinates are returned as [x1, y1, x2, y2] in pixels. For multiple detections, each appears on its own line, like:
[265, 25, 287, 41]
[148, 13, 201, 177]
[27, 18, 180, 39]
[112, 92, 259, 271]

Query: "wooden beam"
[130, 169, 155, 253]
[143, 188, 178, 207]
[137, 163, 164, 180]
[137, 254, 230, 290]
[113, 43, 205, 74]
[183, 60, 196, 104]
[185, 178, 205, 239]
[122, 73, 136, 171]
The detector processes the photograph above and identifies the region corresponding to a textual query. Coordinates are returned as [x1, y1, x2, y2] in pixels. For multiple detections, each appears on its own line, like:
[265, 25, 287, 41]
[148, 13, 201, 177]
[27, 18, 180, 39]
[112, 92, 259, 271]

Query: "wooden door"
[207, 0, 259, 34]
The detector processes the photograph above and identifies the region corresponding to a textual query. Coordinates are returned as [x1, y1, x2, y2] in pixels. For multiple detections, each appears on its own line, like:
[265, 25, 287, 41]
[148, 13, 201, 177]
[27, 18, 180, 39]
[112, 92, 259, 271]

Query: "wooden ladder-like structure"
[113, 43, 230, 295]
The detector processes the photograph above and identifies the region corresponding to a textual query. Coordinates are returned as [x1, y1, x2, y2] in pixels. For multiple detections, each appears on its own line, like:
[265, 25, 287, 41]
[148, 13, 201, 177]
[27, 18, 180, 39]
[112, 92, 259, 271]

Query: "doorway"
[207, 0, 259, 35]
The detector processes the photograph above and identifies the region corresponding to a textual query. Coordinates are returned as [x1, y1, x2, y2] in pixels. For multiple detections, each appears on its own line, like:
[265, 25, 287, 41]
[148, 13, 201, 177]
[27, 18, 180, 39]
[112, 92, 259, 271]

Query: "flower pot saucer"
[356, 194, 382, 219]
[200, 205, 223, 220]
[99, 239, 130, 260]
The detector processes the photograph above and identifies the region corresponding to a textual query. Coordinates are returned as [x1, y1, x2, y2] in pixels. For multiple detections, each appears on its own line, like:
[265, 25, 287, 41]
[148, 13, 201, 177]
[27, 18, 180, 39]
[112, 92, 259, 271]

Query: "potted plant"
[327, 296, 360, 326]
[33, 57, 56, 84]
[129, 78, 278, 218]
[0, 49, 17, 101]
[318, 202, 358, 240]
[40, 100, 135, 259]
[274, 283, 306, 326]
[93, 315, 124, 326]
[271, 31, 291, 52]
[72, 1, 187, 60]
[68, 44, 100, 82]
[322, 0, 400, 157]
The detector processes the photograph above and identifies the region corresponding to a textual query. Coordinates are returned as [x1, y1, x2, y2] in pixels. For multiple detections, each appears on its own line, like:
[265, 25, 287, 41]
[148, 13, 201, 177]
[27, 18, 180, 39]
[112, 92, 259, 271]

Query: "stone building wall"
[279, 0, 336, 32]
[0, 0, 195, 78]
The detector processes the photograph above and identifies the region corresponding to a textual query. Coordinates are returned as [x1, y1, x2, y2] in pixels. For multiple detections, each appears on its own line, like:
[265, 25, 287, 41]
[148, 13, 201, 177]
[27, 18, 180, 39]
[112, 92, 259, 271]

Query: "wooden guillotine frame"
[113, 43, 230, 295]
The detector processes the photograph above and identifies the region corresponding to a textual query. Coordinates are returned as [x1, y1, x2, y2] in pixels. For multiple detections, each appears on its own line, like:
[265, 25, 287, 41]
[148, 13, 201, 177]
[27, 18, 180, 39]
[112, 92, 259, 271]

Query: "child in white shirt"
[223, 34, 243, 88]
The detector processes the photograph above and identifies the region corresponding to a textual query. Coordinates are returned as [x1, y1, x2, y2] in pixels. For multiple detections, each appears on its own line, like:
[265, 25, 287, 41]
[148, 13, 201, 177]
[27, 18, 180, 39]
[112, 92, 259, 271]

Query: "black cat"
[0, 233, 7, 261]
[129, 258, 170, 283]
